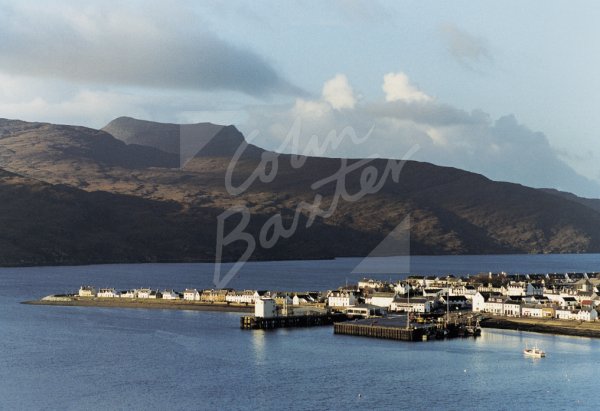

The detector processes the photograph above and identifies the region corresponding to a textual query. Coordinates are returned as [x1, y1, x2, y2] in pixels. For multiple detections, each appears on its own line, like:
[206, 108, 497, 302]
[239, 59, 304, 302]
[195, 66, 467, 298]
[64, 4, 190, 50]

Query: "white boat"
[523, 344, 546, 358]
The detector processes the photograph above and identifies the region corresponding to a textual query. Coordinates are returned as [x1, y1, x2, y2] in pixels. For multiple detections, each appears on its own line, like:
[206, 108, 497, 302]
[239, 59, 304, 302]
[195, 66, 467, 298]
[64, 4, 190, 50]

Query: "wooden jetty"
[241, 313, 348, 330]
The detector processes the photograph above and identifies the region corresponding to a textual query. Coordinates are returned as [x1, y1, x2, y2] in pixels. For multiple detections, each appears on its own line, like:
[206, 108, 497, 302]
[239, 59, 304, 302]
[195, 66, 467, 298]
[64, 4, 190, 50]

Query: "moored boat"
[523, 344, 546, 358]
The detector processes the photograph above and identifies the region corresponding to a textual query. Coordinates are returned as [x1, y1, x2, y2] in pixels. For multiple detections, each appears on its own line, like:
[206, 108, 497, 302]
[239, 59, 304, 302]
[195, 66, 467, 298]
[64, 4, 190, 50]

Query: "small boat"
[523, 344, 546, 358]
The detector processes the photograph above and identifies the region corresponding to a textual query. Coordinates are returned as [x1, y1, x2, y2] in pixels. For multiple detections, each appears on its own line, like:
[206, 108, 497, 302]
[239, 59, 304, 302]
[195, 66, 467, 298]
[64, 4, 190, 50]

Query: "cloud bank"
[242, 72, 600, 197]
[0, 1, 299, 96]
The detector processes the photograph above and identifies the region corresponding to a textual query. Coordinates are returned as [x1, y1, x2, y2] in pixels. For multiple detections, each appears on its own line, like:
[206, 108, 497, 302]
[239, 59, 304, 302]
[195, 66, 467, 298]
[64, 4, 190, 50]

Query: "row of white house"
[79, 286, 314, 306]
[326, 290, 456, 313]
[472, 292, 599, 321]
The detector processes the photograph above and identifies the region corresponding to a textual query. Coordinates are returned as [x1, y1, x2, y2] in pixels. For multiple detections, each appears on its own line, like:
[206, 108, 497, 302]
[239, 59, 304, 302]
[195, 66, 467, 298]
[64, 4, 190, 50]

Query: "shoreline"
[22, 299, 253, 313]
[4, 252, 600, 269]
[480, 316, 600, 339]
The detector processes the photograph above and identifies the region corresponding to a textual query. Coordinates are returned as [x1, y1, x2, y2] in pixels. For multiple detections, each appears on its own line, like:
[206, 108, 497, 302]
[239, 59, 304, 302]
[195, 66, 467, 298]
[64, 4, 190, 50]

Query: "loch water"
[2, 254, 600, 410]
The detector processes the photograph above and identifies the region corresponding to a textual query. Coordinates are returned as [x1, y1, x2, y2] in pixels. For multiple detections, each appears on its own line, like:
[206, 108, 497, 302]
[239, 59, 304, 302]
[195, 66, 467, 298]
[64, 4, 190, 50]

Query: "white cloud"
[322, 74, 356, 110]
[382, 72, 431, 103]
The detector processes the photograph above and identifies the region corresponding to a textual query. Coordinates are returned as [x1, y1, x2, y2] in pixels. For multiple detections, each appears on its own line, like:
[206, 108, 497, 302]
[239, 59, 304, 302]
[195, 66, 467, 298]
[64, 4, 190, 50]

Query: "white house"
[183, 289, 200, 301]
[78, 286, 97, 297]
[255, 298, 278, 318]
[162, 290, 180, 300]
[521, 305, 543, 317]
[472, 292, 487, 313]
[423, 288, 444, 298]
[366, 292, 396, 308]
[472, 292, 504, 314]
[293, 294, 316, 305]
[393, 282, 411, 295]
[226, 290, 265, 305]
[137, 288, 153, 299]
[506, 282, 527, 297]
[328, 291, 357, 307]
[577, 308, 598, 321]
[120, 290, 137, 298]
[97, 288, 119, 298]
[390, 297, 433, 313]
[556, 309, 575, 320]
[502, 299, 522, 317]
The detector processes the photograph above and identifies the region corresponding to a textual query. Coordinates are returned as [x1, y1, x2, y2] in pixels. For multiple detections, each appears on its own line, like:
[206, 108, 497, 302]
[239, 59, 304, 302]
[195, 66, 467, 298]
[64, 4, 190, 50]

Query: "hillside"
[1, 116, 600, 266]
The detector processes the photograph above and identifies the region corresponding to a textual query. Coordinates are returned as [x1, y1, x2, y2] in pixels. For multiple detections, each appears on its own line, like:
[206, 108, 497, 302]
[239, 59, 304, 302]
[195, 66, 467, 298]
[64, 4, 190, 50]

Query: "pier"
[334, 314, 481, 342]
[334, 320, 426, 341]
[241, 313, 348, 330]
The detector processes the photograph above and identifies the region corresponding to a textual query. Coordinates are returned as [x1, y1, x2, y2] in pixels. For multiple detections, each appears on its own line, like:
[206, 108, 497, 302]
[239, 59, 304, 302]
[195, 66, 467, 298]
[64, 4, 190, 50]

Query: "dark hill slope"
[1, 116, 600, 265]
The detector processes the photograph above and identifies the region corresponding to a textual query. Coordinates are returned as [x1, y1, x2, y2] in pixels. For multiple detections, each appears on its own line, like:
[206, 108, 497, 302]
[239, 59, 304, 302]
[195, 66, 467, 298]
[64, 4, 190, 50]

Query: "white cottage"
[137, 288, 153, 299]
[97, 288, 119, 298]
[162, 290, 180, 300]
[183, 289, 200, 301]
[328, 291, 357, 307]
[78, 286, 97, 297]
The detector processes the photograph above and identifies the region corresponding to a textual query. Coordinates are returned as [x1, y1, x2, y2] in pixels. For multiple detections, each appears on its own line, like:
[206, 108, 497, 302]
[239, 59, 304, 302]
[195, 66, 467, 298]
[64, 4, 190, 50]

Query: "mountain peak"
[102, 117, 260, 161]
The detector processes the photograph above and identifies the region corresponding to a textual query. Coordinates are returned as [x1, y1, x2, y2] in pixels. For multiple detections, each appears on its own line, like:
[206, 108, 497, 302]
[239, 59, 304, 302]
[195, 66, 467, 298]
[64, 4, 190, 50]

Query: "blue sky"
[1, 0, 600, 196]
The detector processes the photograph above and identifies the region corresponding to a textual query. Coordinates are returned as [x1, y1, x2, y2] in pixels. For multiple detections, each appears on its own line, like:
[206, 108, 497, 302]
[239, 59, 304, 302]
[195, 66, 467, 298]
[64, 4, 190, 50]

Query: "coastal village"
[50, 270, 600, 323]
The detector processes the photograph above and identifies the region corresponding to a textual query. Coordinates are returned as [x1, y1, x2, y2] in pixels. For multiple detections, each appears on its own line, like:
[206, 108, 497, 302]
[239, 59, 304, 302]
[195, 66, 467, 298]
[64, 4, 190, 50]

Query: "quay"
[241, 313, 348, 330]
[334, 318, 426, 341]
[334, 314, 481, 342]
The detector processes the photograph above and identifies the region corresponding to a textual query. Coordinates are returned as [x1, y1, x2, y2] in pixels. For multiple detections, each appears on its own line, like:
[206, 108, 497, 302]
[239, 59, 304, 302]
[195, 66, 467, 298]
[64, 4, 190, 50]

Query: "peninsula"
[26, 269, 600, 339]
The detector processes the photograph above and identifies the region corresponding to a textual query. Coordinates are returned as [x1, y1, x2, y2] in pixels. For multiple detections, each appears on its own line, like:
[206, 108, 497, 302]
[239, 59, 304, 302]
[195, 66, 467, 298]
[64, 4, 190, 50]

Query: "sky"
[1, 0, 600, 197]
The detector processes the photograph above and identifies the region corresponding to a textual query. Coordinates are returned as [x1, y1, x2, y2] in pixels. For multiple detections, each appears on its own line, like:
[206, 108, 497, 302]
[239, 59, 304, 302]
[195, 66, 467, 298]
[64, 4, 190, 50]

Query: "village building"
[521, 305, 543, 317]
[136, 288, 153, 299]
[327, 290, 357, 307]
[120, 290, 137, 299]
[502, 299, 522, 317]
[358, 278, 387, 291]
[162, 290, 180, 300]
[183, 289, 200, 301]
[148, 290, 161, 299]
[78, 286, 97, 297]
[443, 295, 469, 310]
[97, 288, 119, 298]
[293, 293, 317, 306]
[366, 292, 397, 308]
[406, 275, 425, 287]
[390, 297, 433, 313]
[255, 298, 278, 318]
[225, 290, 267, 305]
[200, 289, 229, 303]
[271, 292, 293, 306]
[393, 282, 411, 295]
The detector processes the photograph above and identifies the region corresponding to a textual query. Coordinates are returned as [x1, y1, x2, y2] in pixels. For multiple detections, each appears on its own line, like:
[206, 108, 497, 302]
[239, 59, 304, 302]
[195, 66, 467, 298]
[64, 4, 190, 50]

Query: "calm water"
[2, 254, 600, 410]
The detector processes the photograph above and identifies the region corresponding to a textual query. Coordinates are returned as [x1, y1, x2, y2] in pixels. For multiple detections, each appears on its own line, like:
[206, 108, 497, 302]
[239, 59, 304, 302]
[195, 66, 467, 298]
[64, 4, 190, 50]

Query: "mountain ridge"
[1, 116, 600, 266]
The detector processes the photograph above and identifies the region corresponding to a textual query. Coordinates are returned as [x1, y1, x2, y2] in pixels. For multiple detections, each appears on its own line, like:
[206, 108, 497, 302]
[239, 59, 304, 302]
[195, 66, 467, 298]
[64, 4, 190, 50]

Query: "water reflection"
[251, 330, 266, 365]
